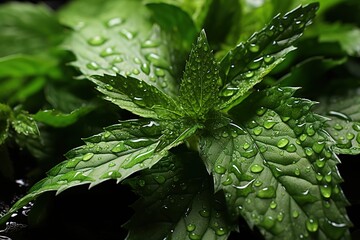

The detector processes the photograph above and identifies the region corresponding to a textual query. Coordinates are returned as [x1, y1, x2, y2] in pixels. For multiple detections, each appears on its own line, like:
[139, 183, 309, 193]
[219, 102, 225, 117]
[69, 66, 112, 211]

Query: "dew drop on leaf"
[111, 142, 127, 153]
[215, 227, 227, 236]
[334, 123, 343, 131]
[306, 217, 319, 232]
[101, 170, 122, 179]
[138, 179, 145, 187]
[320, 185, 332, 198]
[353, 123, 360, 132]
[82, 153, 94, 161]
[119, 29, 134, 40]
[248, 43, 260, 53]
[140, 63, 150, 75]
[306, 125, 315, 136]
[86, 62, 100, 70]
[199, 209, 210, 218]
[294, 168, 301, 176]
[141, 39, 160, 48]
[155, 68, 165, 77]
[257, 186, 276, 199]
[277, 138, 289, 148]
[253, 126, 263, 136]
[264, 54, 275, 64]
[186, 224, 196, 232]
[270, 200, 277, 209]
[292, 210, 299, 218]
[250, 164, 264, 173]
[106, 17, 123, 28]
[189, 232, 201, 240]
[264, 120, 276, 129]
[260, 216, 275, 230]
[154, 175, 166, 184]
[215, 165, 227, 174]
[87, 36, 108, 46]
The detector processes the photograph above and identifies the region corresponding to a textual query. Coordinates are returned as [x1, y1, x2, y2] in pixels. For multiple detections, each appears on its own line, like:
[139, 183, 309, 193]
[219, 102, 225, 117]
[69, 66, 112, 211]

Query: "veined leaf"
[91, 74, 183, 120]
[0, 2, 64, 57]
[125, 153, 234, 240]
[11, 107, 39, 138]
[62, 0, 179, 97]
[0, 118, 191, 225]
[315, 88, 360, 155]
[180, 30, 221, 119]
[200, 87, 351, 239]
[218, 3, 319, 111]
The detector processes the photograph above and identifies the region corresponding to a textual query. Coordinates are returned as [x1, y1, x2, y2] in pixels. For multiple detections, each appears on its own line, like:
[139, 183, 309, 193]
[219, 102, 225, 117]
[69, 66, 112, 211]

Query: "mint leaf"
[218, 3, 319, 111]
[0, 119, 185, 225]
[125, 153, 233, 240]
[91, 74, 182, 119]
[0, 103, 11, 144]
[315, 88, 360, 155]
[62, 0, 179, 97]
[0, 2, 64, 57]
[180, 30, 221, 119]
[11, 107, 39, 138]
[200, 87, 351, 239]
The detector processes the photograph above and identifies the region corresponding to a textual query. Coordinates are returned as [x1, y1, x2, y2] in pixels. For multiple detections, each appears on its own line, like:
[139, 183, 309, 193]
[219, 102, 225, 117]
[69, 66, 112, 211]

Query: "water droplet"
[257, 186, 276, 198]
[253, 126, 263, 136]
[132, 68, 140, 75]
[222, 132, 229, 138]
[82, 153, 94, 161]
[277, 138, 289, 148]
[249, 57, 263, 70]
[249, 43, 260, 53]
[260, 216, 275, 229]
[328, 111, 352, 121]
[334, 123, 343, 131]
[306, 125, 315, 136]
[119, 29, 135, 40]
[140, 63, 150, 75]
[286, 144, 297, 153]
[216, 227, 227, 236]
[111, 142, 128, 153]
[145, 53, 170, 69]
[215, 165, 226, 174]
[346, 133, 355, 140]
[101, 170, 122, 179]
[87, 36, 107, 46]
[306, 217, 319, 232]
[259, 146, 267, 153]
[305, 147, 314, 156]
[222, 177, 233, 186]
[105, 84, 113, 91]
[244, 71, 255, 78]
[189, 232, 201, 240]
[292, 210, 299, 218]
[186, 224, 196, 232]
[112, 56, 124, 63]
[277, 212, 284, 222]
[320, 185, 332, 198]
[254, 180, 263, 187]
[221, 85, 238, 97]
[66, 157, 81, 168]
[299, 134, 307, 142]
[108, 162, 116, 167]
[250, 164, 264, 173]
[264, 120, 276, 129]
[270, 200, 277, 209]
[155, 68, 165, 77]
[154, 175, 166, 184]
[316, 158, 325, 168]
[353, 123, 360, 132]
[312, 141, 325, 153]
[141, 39, 160, 48]
[243, 142, 250, 150]
[86, 62, 100, 70]
[256, 107, 266, 116]
[264, 55, 275, 64]
[106, 17, 123, 28]
[294, 168, 301, 176]
[199, 209, 210, 218]
[100, 47, 117, 57]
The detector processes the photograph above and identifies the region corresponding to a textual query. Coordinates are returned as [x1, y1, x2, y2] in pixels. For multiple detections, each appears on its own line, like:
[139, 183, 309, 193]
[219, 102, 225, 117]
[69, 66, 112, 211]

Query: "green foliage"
[1, 0, 360, 240]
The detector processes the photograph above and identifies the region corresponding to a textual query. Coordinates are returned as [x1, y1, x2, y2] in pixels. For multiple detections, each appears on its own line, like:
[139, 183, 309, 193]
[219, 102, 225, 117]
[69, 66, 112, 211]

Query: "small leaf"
[218, 3, 319, 111]
[91, 74, 183, 120]
[0, 119, 189, 225]
[11, 108, 39, 138]
[200, 87, 351, 240]
[180, 30, 221, 119]
[125, 153, 233, 240]
[315, 88, 360, 154]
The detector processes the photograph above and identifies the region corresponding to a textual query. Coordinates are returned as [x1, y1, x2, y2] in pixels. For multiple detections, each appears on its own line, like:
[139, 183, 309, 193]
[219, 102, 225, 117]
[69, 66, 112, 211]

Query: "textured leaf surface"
[62, 0, 179, 97]
[218, 3, 318, 111]
[200, 87, 351, 240]
[315, 89, 360, 155]
[11, 109, 39, 137]
[0, 119, 187, 225]
[0, 2, 64, 57]
[125, 153, 233, 240]
[91, 74, 182, 120]
[180, 30, 221, 118]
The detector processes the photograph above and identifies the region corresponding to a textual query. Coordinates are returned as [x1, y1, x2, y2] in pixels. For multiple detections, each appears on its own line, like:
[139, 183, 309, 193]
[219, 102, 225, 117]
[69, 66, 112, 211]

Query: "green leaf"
[0, 103, 11, 144]
[218, 3, 319, 111]
[180, 30, 221, 118]
[62, 0, 179, 97]
[315, 88, 360, 155]
[0, 119, 188, 225]
[200, 87, 351, 240]
[125, 153, 233, 240]
[11, 107, 39, 138]
[0, 2, 64, 57]
[91, 74, 182, 120]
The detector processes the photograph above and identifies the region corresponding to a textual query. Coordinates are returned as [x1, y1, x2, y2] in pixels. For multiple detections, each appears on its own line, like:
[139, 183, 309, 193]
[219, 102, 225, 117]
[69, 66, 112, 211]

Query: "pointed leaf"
[0, 119, 187, 225]
[125, 153, 233, 240]
[218, 3, 319, 111]
[180, 30, 221, 118]
[315, 88, 360, 155]
[62, 0, 179, 97]
[200, 87, 351, 240]
[91, 74, 183, 119]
